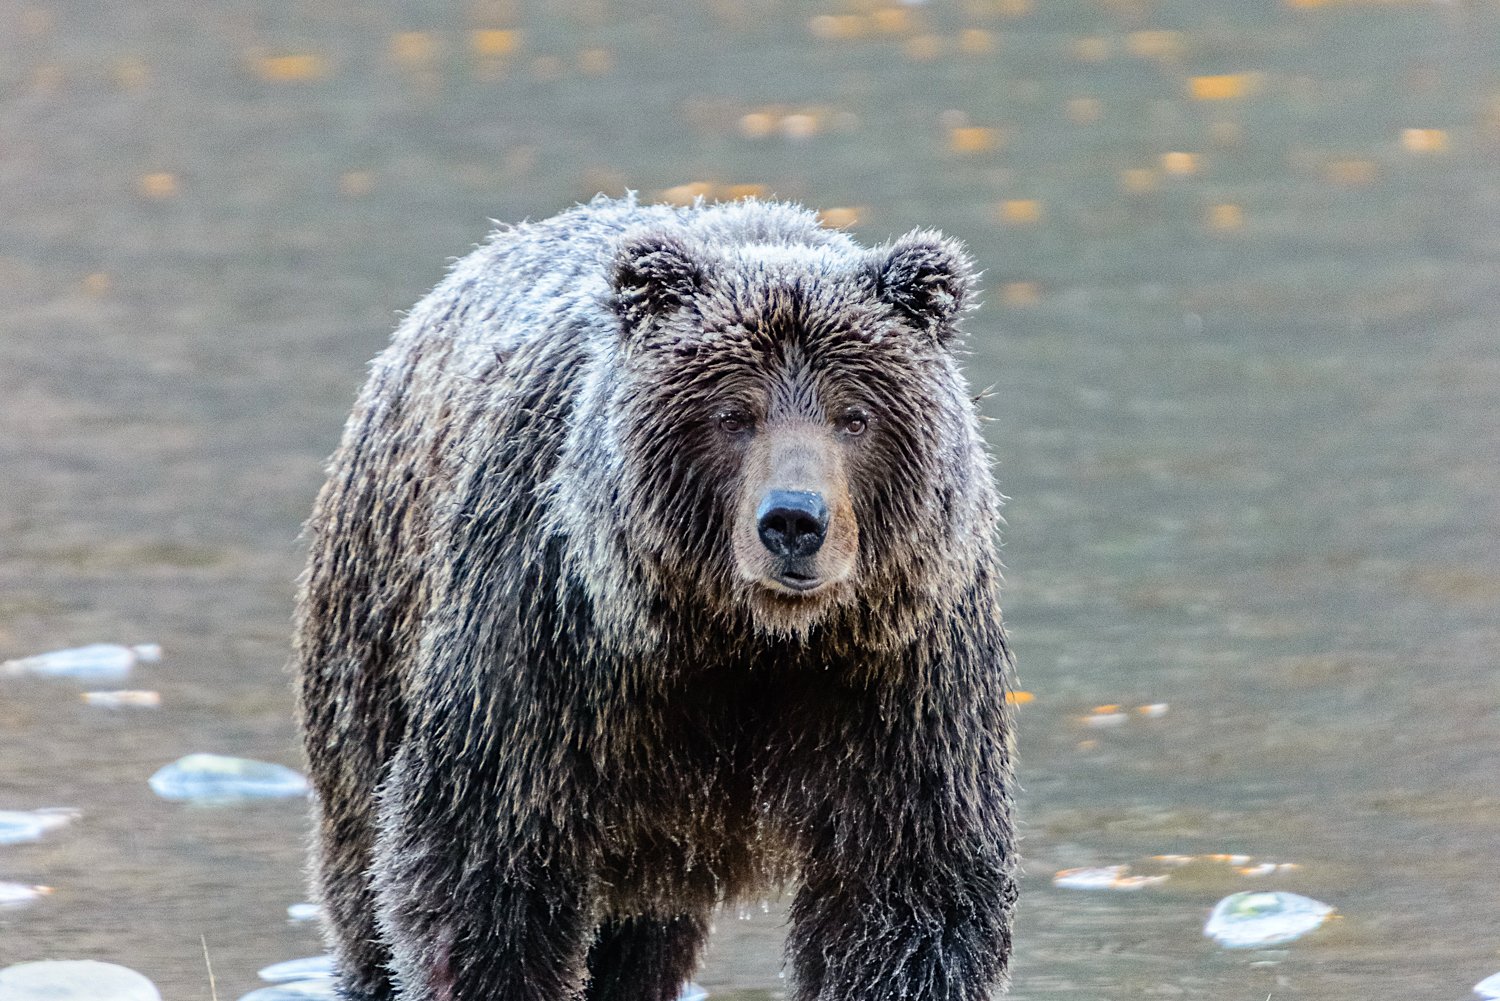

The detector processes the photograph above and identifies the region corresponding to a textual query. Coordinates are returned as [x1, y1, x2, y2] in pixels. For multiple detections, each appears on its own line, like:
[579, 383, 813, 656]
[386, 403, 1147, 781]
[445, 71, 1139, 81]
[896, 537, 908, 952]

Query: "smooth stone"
[0, 883, 51, 908]
[1053, 864, 1167, 891]
[148, 754, 308, 803]
[0, 809, 78, 846]
[1475, 971, 1500, 999]
[0, 960, 161, 1001]
[257, 956, 335, 983]
[237, 981, 337, 1001]
[285, 902, 323, 923]
[0, 644, 160, 682]
[1204, 890, 1334, 949]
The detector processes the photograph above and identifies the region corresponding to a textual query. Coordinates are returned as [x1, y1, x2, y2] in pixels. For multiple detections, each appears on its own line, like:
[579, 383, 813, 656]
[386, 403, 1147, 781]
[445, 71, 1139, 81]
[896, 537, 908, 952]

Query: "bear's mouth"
[768, 569, 824, 594]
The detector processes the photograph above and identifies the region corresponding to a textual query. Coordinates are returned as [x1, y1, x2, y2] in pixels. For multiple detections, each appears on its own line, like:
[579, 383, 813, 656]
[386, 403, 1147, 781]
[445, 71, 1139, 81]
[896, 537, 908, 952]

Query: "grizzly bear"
[294, 195, 1016, 1001]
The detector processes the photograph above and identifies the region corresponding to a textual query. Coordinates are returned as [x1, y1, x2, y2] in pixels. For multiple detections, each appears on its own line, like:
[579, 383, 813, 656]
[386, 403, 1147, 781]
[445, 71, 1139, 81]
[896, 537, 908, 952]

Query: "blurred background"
[1, 0, 1498, 998]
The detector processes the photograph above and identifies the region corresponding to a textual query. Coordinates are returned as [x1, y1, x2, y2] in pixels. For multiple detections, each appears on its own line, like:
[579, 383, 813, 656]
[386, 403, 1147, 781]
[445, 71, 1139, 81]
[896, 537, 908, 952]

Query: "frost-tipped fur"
[294, 195, 1017, 1001]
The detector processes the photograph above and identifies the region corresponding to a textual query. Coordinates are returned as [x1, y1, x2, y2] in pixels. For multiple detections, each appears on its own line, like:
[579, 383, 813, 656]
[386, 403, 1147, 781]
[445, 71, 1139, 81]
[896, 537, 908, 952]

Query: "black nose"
[756, 490, 829, 558]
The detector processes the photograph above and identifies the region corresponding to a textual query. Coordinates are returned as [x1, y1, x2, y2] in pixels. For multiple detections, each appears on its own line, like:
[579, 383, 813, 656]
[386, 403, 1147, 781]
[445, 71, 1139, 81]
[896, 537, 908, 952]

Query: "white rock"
[80, 690, 161, 708]
[1, 644, 160, 682]
[0, 883, 51, 908]
[257, 956, 335, 983]
[1474, 971, 1500, 999]
[1204, 891, 1334, 949]
[1053, 865, 1168, 891]
[0, 808, 79, 846]
[0, 960, 160, 1001]
[238, 982, 337, 1001]
[148, 754, 308, 803]
[286, 902, 323, 923]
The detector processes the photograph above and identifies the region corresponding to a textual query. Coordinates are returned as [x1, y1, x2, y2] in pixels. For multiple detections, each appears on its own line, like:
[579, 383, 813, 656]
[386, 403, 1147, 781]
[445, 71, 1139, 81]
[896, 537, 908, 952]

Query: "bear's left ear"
[865, 231, 976, 344]
[610, 230, 708, 334]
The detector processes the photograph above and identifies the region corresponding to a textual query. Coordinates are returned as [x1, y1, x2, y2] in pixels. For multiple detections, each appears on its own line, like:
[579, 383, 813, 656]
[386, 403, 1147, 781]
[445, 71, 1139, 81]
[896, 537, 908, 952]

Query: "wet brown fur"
[294, 196, 1016, 1001]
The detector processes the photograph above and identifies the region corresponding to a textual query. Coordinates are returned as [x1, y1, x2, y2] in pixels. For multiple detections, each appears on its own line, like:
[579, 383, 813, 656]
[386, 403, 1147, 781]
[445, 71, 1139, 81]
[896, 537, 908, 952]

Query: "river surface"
[2, 1, 1498, 999]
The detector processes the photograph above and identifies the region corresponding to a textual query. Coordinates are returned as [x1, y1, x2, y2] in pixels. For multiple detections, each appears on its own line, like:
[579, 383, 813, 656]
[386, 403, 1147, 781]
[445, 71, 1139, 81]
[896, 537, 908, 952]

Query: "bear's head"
[595, 218, 987, 644]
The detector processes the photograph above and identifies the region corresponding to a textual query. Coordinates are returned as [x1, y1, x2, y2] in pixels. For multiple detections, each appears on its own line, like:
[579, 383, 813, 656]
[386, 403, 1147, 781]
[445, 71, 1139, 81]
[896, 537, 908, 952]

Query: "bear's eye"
[838, 409, 869, 437]
[718, 410, 754, 436]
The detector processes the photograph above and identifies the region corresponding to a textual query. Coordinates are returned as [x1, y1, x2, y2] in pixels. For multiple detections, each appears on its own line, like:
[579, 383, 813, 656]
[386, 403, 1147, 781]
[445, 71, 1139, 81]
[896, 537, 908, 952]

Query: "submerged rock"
[1053, 864, 1167, 891]
[238, 982, 337, 1001]
[0, 960, 160, 1000]
[1055, 854, 1301, 892]
[80, 690, 161, 708]
[286, 902, 323, 923]
[257, 956, 335, 983]
[1, 644, 161, 682]
[148, 754, 308, 803]
[0, 883, 51, 908]
[1204, 891, 1334, 948]
[0, 808, 79, 846]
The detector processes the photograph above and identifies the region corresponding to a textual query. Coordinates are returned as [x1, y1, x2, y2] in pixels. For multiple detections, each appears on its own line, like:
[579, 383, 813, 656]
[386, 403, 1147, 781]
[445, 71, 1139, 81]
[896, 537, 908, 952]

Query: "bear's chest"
[584, 677, 845, 910]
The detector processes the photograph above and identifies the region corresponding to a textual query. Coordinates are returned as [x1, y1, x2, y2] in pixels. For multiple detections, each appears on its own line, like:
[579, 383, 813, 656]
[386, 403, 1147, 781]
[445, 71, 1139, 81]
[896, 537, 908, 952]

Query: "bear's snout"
[756, 490, 828, 560]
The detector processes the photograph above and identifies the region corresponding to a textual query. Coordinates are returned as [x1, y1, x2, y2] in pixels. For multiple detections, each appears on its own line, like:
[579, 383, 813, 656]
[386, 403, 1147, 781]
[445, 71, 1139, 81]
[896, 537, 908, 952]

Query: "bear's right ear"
[864, 230, 976, 344]
[610, 231, 706, 332]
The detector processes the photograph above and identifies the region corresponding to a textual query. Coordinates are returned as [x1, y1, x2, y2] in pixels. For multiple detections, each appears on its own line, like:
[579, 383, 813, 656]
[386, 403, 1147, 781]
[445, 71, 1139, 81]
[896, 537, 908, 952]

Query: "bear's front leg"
[585, 912, 711, 1001]
[787, 845, 1015, 1001]
[370, 745, 594, 1001]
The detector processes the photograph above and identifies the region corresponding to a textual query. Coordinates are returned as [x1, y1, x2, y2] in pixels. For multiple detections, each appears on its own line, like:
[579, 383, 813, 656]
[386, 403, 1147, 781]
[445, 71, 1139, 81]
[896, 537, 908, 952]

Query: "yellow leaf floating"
[738, 112, 777, 139]
[658, 182, 731, 205]
[1189, 73, 1257, 101]
[997, 199, 1043, 225]
[470, 29, 522, 58]
[818, 207, 862, 229]
[1000, 281, 1040, 307]
[1325, 158, 1376, 186]
[1080, 704, 1128, 727]
[1054, 865, 1169, 891]
[390, 32, 438, 69]
[1207, 203, 1244, 231]
[137, 172, 178, 199]
[781, 113, 821, 140]
[870, 7, 915, 34]
[253, 53, 329, 83]
[1119, 168, 1159, 194]
[949, 126, 1001, 154]
[1160, 151, 1200, 176]
[1400, 128, 1449, 154]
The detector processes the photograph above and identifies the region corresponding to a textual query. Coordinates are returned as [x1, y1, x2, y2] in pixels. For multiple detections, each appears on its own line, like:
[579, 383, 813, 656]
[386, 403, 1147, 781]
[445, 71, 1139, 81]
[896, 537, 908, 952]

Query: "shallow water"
[2, 2, 1497, 999]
